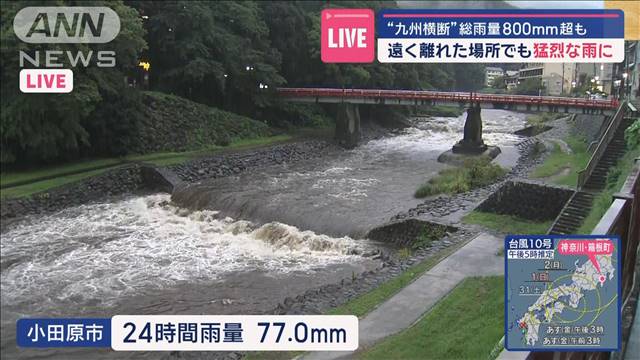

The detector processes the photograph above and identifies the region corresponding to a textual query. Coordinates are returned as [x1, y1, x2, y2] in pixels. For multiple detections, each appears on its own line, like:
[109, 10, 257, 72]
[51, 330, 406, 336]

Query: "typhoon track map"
[505, 236, 620, 351]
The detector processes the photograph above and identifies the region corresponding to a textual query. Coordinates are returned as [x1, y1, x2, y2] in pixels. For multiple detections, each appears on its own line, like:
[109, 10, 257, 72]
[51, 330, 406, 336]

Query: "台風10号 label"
[505, 235, 621, 351]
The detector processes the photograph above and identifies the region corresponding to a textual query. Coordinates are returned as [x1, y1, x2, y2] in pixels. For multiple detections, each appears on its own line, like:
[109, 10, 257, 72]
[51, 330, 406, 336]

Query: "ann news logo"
[321, 9, 374, 63]
[13, 7, 121, 93]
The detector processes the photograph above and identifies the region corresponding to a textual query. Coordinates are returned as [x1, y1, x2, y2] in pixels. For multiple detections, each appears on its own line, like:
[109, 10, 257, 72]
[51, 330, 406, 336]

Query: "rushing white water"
[1, 109, 528, 359]
[0, 194, 367, 312]
[172, 109, 528, 237]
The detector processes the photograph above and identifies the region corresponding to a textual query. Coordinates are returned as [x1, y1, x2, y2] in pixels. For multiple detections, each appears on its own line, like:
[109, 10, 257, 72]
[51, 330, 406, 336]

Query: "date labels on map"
[505, 235, 620, 351]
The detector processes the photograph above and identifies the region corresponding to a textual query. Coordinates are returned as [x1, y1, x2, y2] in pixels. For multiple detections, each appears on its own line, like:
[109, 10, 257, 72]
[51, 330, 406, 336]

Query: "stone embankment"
[0, 141, 334, 221]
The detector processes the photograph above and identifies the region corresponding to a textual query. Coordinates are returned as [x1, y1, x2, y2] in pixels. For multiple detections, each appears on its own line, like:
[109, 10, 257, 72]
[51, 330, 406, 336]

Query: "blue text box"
[17, 318, 111, 348]
[377, 9, 624, 39]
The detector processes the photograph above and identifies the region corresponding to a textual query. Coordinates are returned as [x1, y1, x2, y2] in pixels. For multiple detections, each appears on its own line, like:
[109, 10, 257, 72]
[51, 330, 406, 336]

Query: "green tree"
[516, 78, 545, 95]
[491, 75, 507, 89]
[453, 63, 485, 91]
[131, 1, 285, 115]
[1, 0, 146, 164]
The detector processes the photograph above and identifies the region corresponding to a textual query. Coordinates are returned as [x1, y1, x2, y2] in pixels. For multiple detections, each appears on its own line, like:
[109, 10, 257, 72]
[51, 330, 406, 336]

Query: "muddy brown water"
[1, 110, 526, 359]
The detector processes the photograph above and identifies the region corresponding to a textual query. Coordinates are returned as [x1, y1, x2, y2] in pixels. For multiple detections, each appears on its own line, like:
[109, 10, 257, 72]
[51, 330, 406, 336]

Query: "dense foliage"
[1, 0, 146, 165]
[625, 118, 640, 149]
[1, 0, 486, 166]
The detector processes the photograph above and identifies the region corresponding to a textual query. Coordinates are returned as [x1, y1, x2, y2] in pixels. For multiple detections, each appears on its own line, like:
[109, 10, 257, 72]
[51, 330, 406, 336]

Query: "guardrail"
[587, 113, 616, 153]
[277, 88, 619, 109]
[577, 101, 629, 189]
[528, 158, 640, 360]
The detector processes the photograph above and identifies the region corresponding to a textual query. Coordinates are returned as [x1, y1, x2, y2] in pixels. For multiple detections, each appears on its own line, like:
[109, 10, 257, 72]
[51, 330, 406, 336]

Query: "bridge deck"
[277, 88, 618, 112]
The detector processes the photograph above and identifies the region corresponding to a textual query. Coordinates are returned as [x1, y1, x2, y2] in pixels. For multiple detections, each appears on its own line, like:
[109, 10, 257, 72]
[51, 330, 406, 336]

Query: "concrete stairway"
[548, 116, 635, 235]
[582, 117, 635, 191]
[548, 191, 594, 235]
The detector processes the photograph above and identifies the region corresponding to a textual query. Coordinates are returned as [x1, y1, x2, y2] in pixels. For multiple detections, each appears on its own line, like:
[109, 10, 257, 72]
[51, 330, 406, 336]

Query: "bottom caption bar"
[18, 316, 359, 351]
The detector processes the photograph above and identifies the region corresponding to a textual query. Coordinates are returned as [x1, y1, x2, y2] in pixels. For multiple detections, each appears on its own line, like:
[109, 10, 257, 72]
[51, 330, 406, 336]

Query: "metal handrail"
[577, 101, 628, 189]
[532, 159, 640, 360]
[593, 158, 639, 360]
[592, 158, 640, 234]
[587, 112, 616, 153]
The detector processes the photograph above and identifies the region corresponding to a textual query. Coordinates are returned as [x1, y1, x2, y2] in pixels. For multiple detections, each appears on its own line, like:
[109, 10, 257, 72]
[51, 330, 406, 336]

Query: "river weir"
[172, 109, 527, 238]
[1, 109, 526, 359]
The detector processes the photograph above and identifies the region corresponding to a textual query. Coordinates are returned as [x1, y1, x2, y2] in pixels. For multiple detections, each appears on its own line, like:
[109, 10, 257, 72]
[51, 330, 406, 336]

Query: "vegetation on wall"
[578, 120, 640, 233]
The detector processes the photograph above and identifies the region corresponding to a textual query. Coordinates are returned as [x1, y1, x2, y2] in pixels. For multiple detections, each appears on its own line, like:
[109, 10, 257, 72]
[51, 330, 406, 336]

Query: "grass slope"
[1, 90, 301, 198]
[329, 238, 469, 318]
[360, 276, 504, 360]
[135, 91, 272, 154]
[1, 158, 122, 188]
[1, 135, 292, 199]
[463, 211, 552, 235]
[531, 136, 590, 187]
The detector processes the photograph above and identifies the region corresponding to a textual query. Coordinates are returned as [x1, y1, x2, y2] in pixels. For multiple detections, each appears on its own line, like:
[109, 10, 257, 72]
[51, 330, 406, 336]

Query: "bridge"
[277, 87, 619, 148]
[277, 88, 618, 113]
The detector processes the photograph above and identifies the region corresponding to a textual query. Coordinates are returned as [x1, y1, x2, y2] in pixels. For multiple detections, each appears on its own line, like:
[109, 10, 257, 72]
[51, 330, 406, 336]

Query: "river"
[0, 109, 526, 359]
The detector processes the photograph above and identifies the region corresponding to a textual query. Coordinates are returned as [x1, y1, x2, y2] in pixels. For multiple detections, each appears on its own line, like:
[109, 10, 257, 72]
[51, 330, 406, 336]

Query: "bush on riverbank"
[413, 226, 447, 250]
[526, 112, 566, 130]
[415, 159, 507, 198]
[416, 105, 465, 117]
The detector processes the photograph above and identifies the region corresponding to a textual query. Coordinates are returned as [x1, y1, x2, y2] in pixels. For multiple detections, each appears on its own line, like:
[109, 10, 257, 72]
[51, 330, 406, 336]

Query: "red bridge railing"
[277, 87, 619, 109]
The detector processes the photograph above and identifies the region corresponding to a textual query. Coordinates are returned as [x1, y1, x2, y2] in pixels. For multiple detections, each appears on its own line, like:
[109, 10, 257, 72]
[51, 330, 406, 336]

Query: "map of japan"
[505, 237, 620, 351]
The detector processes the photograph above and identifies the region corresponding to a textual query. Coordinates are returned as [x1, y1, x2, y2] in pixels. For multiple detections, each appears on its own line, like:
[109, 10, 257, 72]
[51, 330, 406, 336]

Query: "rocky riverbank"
[393, 136, 547, 222]
[170, 141, 334, 183]
[1, 117, 396, 222]
[270, 227, 476, 316]
[0, 140, 337, 222]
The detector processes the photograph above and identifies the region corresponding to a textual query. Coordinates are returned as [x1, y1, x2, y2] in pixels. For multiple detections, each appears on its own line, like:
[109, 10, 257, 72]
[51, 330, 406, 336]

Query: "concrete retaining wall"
[476, 180, 574, 221]
[366, 219, 458, 248]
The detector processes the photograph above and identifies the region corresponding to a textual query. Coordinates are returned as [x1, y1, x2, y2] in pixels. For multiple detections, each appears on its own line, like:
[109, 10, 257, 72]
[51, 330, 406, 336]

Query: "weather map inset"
[505, 235, 621, 351]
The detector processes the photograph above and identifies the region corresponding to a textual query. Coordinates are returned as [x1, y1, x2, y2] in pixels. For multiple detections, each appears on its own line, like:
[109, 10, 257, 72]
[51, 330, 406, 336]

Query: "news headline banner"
[377, 9, 624, 63]
[17, 315, 358, 351]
